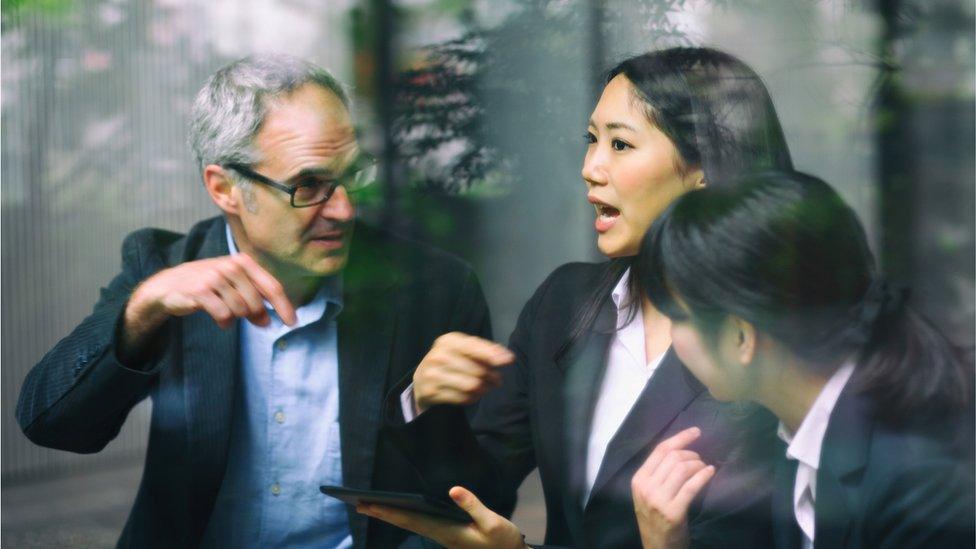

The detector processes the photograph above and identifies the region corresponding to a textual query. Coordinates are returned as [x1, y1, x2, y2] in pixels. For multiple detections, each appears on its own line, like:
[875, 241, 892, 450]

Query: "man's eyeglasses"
[224, 154, 378, 208]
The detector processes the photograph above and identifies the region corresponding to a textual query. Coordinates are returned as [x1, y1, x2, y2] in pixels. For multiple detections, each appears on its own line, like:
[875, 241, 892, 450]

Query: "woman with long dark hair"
[359, 47, 794, 548]
[636, 170, 974, 548]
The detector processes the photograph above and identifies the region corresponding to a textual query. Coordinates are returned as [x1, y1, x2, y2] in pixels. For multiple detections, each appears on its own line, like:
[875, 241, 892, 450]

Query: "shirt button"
[274, 411, 285, 424]
[271, 483, 281, 496]
[276, 339, 288, 351]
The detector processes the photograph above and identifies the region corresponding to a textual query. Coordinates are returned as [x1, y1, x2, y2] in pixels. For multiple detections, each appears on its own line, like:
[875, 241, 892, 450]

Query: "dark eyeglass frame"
[223, 153, 377, 208]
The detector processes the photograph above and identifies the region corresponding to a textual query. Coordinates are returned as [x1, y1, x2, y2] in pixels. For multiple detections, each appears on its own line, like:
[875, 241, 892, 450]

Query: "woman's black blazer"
[389, 262, 775, 548]
[771, 387, 975, 549]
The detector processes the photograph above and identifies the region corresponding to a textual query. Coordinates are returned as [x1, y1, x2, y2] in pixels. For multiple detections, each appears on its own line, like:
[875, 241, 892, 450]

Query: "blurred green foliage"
[2, 0, 72, 18]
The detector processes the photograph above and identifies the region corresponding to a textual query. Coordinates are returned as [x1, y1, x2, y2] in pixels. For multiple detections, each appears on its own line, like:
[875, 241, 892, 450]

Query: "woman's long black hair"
[640, 170, 972, 429]
[558, 47, 794, 358]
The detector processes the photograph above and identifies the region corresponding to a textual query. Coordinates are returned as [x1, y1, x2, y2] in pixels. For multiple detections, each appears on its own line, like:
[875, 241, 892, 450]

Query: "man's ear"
[731, 316, 757, 365]
[203, 164, 240, 215]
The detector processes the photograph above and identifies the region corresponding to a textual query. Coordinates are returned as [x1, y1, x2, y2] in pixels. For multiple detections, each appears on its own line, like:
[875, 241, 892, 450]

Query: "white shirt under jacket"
[776, 360, 856, 549]
[402, 268, 667, 505]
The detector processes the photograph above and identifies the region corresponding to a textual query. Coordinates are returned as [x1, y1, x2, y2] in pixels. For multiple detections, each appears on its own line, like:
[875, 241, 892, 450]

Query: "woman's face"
[583, 74, 702, 257]
[669, 311, 754, 403]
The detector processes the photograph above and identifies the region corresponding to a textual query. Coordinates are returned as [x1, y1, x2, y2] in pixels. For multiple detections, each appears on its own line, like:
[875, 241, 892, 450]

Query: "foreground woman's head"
[584, 47, 793, 258]
[640, 170, 970, 425]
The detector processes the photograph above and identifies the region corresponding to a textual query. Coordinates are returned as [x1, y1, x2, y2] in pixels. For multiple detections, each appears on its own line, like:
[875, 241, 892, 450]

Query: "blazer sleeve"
[15, 229, 171, 454]
[386, 268, 558, 518]
[866, 457, 975, 548]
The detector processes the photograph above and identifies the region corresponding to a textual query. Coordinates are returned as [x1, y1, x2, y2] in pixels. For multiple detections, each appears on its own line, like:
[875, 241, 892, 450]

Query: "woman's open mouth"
[591, 200, 621, 233]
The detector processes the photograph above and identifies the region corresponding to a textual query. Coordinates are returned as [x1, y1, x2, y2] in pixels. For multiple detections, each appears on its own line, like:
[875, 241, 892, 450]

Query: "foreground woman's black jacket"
[390, 261, 776, 548]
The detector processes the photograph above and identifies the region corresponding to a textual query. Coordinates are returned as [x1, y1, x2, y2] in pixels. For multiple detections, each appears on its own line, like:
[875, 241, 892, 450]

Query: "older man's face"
[232, 83, 359, 278]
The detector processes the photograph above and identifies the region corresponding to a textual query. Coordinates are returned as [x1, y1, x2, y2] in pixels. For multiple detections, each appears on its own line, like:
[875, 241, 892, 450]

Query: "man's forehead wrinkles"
[310, 140, 357, 157]
[260, 130, 356, 157]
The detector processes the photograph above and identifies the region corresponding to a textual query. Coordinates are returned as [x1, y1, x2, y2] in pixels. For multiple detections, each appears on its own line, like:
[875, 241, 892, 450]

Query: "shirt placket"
[267, 326, 290, 527]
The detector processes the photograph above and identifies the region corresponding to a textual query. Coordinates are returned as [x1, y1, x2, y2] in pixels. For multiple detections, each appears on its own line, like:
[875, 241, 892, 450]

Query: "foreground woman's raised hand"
[632, 427, 716, 549]
[357, 486, 528, 549]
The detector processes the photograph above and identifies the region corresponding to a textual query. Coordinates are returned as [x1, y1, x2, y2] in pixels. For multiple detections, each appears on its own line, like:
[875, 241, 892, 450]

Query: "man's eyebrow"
[288, 166, 337, 182]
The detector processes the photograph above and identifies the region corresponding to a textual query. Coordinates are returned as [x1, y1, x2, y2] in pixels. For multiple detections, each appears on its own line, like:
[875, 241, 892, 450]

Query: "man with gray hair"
[17, 53, 491, 548]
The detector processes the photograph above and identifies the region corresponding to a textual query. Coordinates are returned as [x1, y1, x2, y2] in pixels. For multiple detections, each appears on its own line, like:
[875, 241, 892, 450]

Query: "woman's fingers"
[659, 459, 707, 501]
[356, 503, 455, 539]
[436, 333, 515, 366]
[414, 333, 515, 411]
[636, 427, 701, 478]
[672, 465, 716, 510]
[449, 486, 496, 527]
[358, 488, 524, 549]
[646, 450, 701, 486]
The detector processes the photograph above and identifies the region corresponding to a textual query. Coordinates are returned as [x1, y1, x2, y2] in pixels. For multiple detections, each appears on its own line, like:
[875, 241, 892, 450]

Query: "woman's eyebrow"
[605, 121, 638, 132]
[587, 120, 638, 132]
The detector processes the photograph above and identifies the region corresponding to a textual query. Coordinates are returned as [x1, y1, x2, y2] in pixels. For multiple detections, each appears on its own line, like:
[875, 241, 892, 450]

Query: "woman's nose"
[582, 151, 608, 187]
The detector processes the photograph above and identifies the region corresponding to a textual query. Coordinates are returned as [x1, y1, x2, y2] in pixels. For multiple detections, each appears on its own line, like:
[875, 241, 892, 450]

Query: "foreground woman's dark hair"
[640, 170, 972, 431]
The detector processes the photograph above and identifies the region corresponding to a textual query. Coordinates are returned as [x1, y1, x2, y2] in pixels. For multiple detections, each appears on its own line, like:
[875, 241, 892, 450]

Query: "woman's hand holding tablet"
[356, 486, 529, 549]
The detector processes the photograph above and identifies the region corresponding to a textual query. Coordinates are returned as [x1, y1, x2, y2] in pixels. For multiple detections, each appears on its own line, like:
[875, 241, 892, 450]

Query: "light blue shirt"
[202, 225, 352, 548]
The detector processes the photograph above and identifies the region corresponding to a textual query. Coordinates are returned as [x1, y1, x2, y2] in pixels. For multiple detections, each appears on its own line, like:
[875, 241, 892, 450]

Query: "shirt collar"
[225, 222, 343, 327]
[611, 268, 631, 310]
[777, 359, 857, 469]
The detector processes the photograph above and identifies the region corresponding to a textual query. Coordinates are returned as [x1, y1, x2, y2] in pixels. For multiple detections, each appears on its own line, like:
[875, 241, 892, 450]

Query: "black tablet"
[319, 485, 472, 524]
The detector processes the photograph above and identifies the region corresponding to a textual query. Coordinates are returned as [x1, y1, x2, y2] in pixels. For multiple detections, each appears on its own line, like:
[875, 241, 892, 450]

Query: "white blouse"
[582, 269, 666, 504]
[776, 360, 856, 549]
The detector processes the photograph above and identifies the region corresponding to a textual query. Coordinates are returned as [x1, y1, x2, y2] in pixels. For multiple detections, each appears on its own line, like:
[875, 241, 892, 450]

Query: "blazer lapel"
[772, 457, 803, 549]
[337, 290, 396, 491]
[586, 350, 703, 503]
[182, 219, 238, 532]
[555, 296, 615, 538]
[815, 468, 853, 548]
[814, 389, 872, 548]
[336, 227, 400, 545]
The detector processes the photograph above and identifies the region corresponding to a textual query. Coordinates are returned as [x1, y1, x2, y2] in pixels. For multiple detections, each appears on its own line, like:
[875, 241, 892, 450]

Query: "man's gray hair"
[189, 53, 351, 172]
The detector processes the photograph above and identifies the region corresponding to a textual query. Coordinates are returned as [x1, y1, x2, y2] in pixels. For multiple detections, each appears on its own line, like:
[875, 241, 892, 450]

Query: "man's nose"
[319, 186, 355, 221]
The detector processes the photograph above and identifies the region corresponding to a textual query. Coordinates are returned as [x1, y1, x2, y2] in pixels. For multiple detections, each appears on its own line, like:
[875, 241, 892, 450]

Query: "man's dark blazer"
[390, 261, 775, 548]
[16, 216, 491, 548]
[772, 387, 975, 549]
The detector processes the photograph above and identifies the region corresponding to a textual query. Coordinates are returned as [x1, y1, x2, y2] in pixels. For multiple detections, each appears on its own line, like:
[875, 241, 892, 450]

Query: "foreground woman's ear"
[732, 317, 756, 365]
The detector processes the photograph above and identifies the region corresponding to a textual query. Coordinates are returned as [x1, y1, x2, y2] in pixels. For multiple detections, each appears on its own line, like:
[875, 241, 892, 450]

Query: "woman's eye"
[583, 132, 596, 144]
[611, 139, 631, 151]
